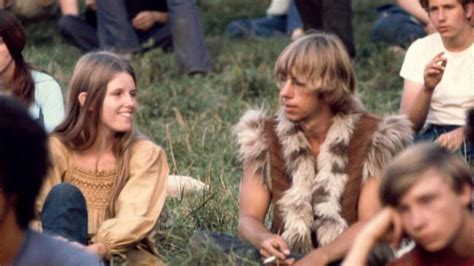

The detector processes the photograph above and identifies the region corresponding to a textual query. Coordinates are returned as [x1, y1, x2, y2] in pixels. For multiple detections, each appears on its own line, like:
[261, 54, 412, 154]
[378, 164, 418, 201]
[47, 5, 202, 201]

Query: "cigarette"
[263, 256, 277, 264]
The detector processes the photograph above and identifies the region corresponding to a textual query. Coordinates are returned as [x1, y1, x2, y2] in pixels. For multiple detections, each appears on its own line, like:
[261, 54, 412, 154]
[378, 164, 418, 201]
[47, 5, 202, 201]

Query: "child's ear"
[78, 92, 87, 107]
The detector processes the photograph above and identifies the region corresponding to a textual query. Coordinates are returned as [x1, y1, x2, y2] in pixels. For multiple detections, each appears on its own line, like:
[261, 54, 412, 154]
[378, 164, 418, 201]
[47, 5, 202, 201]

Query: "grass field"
[21, 0, 410, 264]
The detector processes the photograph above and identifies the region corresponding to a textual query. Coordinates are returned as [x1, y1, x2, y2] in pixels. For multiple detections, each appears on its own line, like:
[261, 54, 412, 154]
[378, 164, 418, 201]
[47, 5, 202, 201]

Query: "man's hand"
[259, 234, 295, 265]
[436, 127, 466, 151]
[424, 52, 447, 92]
[342, 208, 403, 266]
[359, 208, 403, 248]
[132, 11, 167, 31]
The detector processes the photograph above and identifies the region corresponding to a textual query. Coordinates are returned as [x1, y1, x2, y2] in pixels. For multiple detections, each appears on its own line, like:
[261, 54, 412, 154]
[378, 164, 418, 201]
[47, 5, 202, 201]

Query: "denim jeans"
[295, 0, 355, 57]
[41, 183, 89, 245]
[226, 0, 303, 39]
[372, 4, 426, 48]
[167, 0, 213, 73]
[57, 0, 212, 73]
[415, 124, 473, 161]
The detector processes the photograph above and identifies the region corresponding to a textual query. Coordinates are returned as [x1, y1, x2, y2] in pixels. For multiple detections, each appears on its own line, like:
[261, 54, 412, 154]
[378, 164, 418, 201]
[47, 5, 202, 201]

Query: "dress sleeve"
[92, 140, 169, 255]
[34, 137, 69, 223]
[35, 75, 65, 132]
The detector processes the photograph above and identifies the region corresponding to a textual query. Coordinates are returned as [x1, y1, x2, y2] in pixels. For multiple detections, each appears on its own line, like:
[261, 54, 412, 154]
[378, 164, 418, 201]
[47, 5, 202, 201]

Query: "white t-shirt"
[400, 33, 474, 126]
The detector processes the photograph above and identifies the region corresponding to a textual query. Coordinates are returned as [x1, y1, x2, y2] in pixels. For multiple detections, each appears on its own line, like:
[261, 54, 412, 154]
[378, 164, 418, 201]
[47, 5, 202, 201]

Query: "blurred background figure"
[0, 0, 57, 20]
[295, 0, 355, 57]
[0, 10, 64, 132]
[0, 96, 101, 266]
[226, 0, 303, 41]
[57, 0, 212, 74]
[372, 0, 434, 49]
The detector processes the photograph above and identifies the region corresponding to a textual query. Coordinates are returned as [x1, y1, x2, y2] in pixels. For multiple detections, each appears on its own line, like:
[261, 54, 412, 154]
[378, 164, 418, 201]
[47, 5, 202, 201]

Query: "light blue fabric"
[29, 71, 65, 132]
[13, 229, 102, 266]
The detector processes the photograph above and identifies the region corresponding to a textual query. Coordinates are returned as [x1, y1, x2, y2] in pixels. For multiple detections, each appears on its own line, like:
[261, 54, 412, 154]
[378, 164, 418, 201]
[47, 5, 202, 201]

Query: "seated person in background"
[233, 33, 412, 265]
[399, 0, 473, 161]
[0, 10, 65, 132]
[0, 0, 57, 20]
[57, 0, 212, 74]
[226, 0, 303, 41]
[35, 51, 169, 264]
[372, 0, 435, 48]
[0, 96, 101, 266]
[343, 143, 474, 266]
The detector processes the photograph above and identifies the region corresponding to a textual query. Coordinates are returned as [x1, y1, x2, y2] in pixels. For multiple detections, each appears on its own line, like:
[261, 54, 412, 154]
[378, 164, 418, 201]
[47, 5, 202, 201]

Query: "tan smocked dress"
[35, 136, 169, 265]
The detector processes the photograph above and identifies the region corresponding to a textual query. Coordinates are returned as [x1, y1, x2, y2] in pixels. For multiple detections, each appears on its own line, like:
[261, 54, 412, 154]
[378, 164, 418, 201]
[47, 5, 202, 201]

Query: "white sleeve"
[400, 40, 425, 84]
[35, 78, 65, 132]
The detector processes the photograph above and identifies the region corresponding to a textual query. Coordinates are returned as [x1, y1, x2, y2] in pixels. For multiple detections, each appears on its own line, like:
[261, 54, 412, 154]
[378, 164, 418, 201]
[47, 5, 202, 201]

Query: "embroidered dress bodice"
[66, 166, 116, 234]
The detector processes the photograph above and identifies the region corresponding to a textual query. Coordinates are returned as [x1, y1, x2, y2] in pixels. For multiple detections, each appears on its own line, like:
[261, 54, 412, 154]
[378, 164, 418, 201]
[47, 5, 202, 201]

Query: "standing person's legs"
[295, 0, 355, 57]
[95, 0, 140, 54]
[41, 183, 88, 245]
[321, 0, 355, 57]
[167, 0, 213, 74]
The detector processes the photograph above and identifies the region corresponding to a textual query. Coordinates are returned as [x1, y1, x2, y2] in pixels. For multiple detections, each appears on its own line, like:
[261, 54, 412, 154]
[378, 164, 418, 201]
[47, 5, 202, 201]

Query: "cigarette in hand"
[263, 256, 277, 264]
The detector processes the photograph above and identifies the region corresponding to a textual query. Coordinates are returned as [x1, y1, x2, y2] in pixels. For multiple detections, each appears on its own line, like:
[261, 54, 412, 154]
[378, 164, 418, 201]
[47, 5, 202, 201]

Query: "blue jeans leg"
[57, 15, 99, 51]
[372, 5, 425, 48]
[96, 0, 140, 53]
[41, 183, 88, 245]
[167, 0, 213, 73]
[287, 0, 303, 34]
[226, 15, 287, 39]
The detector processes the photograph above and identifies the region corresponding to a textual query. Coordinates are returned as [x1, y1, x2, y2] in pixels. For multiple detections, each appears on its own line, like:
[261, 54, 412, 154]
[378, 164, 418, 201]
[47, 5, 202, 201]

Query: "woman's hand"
[86, 242, 108, 258]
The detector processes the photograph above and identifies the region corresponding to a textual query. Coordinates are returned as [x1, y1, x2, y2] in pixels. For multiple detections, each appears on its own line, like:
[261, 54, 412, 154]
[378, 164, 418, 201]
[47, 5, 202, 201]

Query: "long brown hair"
[0, 10, 35, 105]
[54, 51, 141, 216]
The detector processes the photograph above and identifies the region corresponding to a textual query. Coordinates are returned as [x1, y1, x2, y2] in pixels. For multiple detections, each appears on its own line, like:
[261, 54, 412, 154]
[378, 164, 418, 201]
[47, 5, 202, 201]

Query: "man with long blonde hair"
[233, 32, 412, 265]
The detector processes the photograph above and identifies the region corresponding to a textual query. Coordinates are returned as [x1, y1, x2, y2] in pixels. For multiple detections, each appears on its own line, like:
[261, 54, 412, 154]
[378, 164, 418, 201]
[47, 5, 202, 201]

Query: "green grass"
[21, 0, 412, 264]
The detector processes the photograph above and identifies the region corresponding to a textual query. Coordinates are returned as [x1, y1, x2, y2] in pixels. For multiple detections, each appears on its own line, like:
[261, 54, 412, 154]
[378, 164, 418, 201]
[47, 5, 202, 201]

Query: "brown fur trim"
[276, 97, 364, 251]
[232, 109, 272, 189]
[362, 115, 413, 183]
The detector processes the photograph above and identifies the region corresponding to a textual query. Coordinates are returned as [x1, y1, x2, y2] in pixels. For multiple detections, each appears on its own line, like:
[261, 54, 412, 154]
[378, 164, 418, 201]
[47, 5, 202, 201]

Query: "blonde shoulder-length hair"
[54, 51, 142, 216]
[274, 32, 356, 112]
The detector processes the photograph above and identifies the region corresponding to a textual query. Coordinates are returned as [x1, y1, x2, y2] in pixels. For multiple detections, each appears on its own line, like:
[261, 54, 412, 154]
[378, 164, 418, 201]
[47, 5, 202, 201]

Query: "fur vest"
[233, 98, 413, 252]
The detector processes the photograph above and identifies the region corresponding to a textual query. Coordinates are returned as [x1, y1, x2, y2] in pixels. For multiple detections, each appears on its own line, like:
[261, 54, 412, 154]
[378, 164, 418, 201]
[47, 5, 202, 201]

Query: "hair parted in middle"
[379, 143, 472, 208]
[274, 32, 356, 111]
[54, 51, 141, 216]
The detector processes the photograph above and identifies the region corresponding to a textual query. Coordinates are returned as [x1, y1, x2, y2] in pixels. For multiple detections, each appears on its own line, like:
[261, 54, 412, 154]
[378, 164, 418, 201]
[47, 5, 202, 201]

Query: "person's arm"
[131, 10, 168, 31]
[239, 166, 294, 264]
[90, 141, 169, 258]
[295, 177, 382, 266]
[35, 75, 65, 133]
[400, 52, 446, 132]
[342, 208, 403, 266]
[397, 0, 429, 24]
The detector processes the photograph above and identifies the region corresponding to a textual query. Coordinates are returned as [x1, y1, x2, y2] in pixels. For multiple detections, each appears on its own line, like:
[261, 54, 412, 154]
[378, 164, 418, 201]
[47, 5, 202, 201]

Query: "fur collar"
[233, 97, 412, 252]
[275, 101, 363, 252]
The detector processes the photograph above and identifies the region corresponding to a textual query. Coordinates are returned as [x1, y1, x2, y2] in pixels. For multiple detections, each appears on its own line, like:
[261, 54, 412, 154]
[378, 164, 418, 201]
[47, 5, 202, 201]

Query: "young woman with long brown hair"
[35, 51, 169, 264]
[0, 10, 64, 132]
